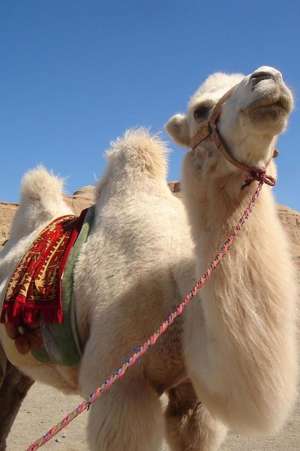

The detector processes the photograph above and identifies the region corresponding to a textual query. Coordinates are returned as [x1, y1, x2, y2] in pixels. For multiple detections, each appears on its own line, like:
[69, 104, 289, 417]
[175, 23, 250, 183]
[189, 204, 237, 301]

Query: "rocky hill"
[1, 185, 299, 277]
[0, 202, 18, 247]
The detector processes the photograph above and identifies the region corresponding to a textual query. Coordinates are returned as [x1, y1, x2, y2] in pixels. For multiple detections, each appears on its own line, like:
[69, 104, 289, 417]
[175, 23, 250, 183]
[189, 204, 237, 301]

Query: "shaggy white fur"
[10, 166, 73, 242]
[0, 67, 298, 451]
[167, 66, 298, 438]
[1, 129, 218, 450]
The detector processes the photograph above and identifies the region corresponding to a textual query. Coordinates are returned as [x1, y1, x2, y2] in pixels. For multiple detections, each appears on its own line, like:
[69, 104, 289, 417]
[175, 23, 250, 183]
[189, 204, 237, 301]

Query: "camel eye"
[193, 103, 213, 121]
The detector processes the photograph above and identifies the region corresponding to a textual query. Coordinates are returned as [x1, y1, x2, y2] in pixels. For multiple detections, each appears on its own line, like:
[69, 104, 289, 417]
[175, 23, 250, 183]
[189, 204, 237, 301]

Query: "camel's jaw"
[242, 82, 293, 134]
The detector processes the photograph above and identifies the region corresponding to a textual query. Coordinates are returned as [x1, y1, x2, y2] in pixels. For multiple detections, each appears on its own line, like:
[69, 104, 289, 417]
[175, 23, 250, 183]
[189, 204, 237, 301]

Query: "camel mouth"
[251, 102, 290, 120]
[246, 93, 292, 116]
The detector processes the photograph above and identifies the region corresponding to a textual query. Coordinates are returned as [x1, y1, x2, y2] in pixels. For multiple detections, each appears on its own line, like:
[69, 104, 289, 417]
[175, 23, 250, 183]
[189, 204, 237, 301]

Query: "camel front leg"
[165, 382, 227, 451]
[0, 355, 34, 451]
[85, 378, 164, 451]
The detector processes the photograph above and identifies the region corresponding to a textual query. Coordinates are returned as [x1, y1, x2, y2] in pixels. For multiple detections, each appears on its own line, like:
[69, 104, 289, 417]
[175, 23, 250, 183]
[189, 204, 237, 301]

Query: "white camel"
[166, 65, 298, 440]
[0, 66, 298, 451]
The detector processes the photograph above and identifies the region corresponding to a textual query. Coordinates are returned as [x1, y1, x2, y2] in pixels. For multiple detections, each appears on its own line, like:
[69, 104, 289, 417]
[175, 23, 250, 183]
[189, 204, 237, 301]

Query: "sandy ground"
[7, 377, 300, 451]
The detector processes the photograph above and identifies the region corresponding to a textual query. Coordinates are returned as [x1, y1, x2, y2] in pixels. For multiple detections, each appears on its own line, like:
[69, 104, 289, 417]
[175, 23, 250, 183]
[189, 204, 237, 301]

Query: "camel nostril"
[250, 71, 276, 87]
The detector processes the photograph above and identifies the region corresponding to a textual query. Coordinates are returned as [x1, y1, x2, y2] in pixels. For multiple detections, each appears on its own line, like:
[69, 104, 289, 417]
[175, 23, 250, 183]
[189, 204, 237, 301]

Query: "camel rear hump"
[20, 166, 64, 205]
[9, 166, 72, 241]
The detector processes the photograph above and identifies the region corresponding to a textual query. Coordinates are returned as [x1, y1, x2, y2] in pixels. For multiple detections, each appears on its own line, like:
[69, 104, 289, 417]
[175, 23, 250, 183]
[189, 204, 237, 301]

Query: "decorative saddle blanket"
[0, 206, 95, 366]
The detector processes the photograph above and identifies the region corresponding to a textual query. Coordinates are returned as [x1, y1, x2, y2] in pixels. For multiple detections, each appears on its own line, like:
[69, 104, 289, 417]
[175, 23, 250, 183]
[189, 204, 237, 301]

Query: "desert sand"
[7, 373, 300, 450]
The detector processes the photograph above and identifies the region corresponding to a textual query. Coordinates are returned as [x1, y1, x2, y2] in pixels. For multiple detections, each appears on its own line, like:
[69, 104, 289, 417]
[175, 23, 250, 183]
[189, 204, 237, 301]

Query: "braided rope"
[26, 181, 264, 451]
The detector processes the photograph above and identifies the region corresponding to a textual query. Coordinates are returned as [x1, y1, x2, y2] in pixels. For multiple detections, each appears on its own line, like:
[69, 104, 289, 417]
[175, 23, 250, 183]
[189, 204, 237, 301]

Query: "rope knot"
[242, 169, 276, 190]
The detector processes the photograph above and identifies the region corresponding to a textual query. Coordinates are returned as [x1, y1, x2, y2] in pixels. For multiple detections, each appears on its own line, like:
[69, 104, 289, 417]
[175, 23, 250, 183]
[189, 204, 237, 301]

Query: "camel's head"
[166, 67, 294, 171]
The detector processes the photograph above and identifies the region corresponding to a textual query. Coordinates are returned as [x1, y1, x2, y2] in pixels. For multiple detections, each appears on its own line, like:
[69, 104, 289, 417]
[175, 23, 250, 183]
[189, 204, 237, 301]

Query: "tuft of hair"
[21, 165, 64, 204]
[106, 128, 168, 180]
[9, 166, 72, 240]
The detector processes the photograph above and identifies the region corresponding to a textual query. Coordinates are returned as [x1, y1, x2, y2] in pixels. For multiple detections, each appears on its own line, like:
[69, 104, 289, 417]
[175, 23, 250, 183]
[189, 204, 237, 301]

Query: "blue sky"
[1, 1, 299, 210]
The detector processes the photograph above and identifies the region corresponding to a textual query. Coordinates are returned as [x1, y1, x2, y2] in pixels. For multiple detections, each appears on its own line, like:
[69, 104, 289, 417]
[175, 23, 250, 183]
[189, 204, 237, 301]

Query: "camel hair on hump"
[0, 65, 298, 451]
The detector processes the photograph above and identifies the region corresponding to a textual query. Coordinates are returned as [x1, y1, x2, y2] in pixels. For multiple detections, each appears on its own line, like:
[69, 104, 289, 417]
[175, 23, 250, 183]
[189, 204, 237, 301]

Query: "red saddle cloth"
[1, 210, 87, 328]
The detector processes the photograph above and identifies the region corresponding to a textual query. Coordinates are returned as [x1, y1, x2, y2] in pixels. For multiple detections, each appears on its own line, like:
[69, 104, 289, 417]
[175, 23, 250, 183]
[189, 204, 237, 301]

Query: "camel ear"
[165, 114, 191, 147]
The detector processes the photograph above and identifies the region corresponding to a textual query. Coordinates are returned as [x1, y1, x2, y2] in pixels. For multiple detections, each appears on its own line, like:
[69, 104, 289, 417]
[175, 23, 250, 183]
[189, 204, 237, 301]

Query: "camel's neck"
[181, 146, 277, 248]
[182, 149, 298, 432]
[190, 178, 276, 274]
[181, 147, 294, 355]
